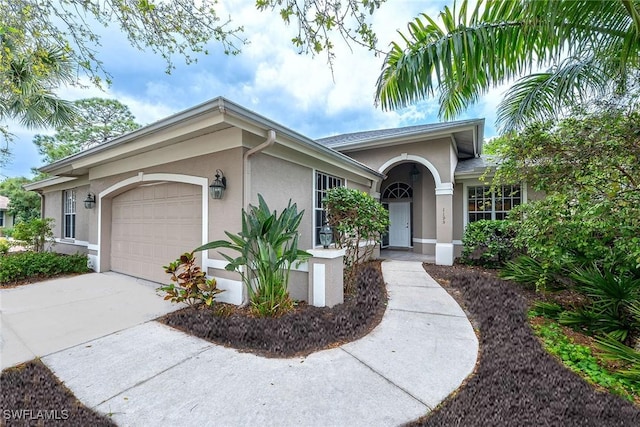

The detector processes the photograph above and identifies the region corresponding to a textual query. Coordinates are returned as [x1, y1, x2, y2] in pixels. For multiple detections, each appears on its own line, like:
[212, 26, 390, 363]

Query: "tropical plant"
[161, 251, 223, 308]
[195, 194, 310, 317]
[12, 218, 54, 253]
[559, 266, 640, 342]
[323, 186, 389, 293]
[461, 219, 516, 268]
[0, 237, 9, 255]
[597, 332, 640, 382]
[376, 0, 640, 132]
[500, 255, 566, 292]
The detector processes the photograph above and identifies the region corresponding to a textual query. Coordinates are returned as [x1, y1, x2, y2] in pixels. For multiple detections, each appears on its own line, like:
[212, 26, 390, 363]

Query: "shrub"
[0, 252, 90, 284]
[323, 186, 389, 293]
[461, 219, 517, 268]
[12, 218, 54, 253]
[0, 227, 14, 238]
[195, 194, 310, 317]
[0, 238, 9, 255]
[500, 255, 568, 291]
[161, 251, 223, 307]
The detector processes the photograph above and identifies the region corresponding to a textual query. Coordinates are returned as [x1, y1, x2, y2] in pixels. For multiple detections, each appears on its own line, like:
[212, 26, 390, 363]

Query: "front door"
[388, 202, 411, 247]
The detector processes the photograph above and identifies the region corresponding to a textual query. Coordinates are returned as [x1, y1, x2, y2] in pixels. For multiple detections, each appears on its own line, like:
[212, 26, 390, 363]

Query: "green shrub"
[323, 186, 389, 293]
[500, 255, 567, 291]
[0, 252, 90, 284]
[0, 238, 9, 255]
[195, 194, 310, 317]
[161, 251, 223, 307]
[461, 220, 517, 268]
[12, 218, 54, 252]
[0, 227, 14, 238]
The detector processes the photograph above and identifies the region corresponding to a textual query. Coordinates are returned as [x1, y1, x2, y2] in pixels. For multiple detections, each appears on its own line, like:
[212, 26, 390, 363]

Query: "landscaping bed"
[159, 263, 388, 357]
[0, 252, 90, 287]
[0, 360, 116, 427]
[411, 264, 640, 426]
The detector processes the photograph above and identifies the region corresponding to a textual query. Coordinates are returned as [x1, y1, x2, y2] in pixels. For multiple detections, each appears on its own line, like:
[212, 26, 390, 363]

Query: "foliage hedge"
[0, 252, 90, 284]
[461, 219, 517, 268]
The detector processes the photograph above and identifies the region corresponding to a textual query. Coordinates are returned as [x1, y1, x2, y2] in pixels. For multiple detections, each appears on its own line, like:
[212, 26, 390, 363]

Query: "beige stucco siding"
[342, 137, 454, 187]
[42, 184, 89, 244]
[248, 152, 314, 250]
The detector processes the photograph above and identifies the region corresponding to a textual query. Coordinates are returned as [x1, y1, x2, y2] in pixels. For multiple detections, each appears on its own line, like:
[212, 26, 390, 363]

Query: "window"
[0, 210, 4, 227]
[315, 171, 343, 245]
[382, 182, 413, 200]
[63, 190, 76, 239]
[468, 185, 522, 223]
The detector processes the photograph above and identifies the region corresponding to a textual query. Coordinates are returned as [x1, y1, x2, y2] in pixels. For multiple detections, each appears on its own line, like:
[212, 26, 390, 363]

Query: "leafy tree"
[376, 0, 640, 132]
[34, 98, 140, 165]
[0, 176, 40, 223]
[323, 186, 389, 293]
[12, 217, 54, 252]
[494, 104, 640, 272]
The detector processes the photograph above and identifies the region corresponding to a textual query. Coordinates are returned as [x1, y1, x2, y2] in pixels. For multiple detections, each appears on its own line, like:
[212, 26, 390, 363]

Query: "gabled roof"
[37, 97, 383, 180]
[317, 119, 484, 160]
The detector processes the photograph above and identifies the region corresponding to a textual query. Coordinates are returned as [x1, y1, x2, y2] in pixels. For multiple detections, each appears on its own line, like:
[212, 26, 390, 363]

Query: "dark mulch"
[410, 264, 640, 427]
[159, 263, 388, 358]
[0, 360, 116, 427]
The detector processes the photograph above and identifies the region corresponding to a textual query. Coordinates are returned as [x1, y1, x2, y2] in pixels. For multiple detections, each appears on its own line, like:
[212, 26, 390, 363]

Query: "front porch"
[380, 248, 436, 263]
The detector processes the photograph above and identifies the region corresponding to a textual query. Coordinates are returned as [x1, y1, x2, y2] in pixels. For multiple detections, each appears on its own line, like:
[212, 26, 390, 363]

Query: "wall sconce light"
[209, 169, 227, 199]
[84, 193, 96, 209]
[319, 224, 333, 249]
[411, 164, 420, 182]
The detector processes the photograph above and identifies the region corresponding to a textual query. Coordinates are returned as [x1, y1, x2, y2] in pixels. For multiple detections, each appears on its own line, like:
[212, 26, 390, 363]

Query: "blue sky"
[1, 0, 506, 179]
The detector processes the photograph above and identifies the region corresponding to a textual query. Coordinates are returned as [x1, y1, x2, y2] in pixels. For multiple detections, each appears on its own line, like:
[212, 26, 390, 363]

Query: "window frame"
[464, 182, 525, 226]
[63, 189, 76, 239]
[314, 171, 344, 247]
[0, 210, 4, 227]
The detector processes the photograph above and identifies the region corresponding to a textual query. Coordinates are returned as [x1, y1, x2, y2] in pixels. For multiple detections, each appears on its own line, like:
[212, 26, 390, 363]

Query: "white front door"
[388, 202, 411, 247]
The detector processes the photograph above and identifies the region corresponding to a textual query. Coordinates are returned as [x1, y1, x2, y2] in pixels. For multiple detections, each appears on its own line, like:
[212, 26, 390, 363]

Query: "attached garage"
[110, 182, 202, 283]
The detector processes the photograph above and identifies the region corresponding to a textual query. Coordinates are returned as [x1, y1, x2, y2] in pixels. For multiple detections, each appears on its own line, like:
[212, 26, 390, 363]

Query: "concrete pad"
[0, 314, 35, 369]
[86, 334, 429, 426]
[1, 273, 180, 368]
[43, 322, 213, 407]
[387, 285, 467, 317]
[343, 309, 478, 409]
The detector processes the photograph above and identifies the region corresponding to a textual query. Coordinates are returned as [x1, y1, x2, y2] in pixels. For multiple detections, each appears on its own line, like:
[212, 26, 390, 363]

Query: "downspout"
[243, 129, 276, 209]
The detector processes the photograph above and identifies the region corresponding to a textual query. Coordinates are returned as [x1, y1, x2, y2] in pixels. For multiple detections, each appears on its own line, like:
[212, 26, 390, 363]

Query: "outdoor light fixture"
[411, 164, 420, 182]
[209, 169, 227, 199]
[319, 224, 333, 249]
[83, 193, 96, 209]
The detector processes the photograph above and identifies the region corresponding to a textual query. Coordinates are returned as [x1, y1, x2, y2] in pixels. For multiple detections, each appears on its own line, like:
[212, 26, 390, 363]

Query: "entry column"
[435, 184, 454, 265]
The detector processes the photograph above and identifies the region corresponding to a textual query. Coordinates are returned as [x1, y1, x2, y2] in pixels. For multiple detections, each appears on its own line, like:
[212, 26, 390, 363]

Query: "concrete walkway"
[3, 261, 478, 426]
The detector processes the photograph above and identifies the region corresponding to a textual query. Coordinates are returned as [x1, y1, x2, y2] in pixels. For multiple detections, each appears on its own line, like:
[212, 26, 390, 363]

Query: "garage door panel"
[111, 183, 202, 283]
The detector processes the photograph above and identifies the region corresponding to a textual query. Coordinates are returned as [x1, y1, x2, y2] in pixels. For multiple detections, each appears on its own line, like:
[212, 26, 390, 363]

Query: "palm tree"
[375, 0, 640, 132]
[0, 37, 76, 129]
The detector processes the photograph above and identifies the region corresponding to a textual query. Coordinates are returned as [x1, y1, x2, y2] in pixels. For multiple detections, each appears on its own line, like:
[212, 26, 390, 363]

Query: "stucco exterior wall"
[341, 137, 454, 186]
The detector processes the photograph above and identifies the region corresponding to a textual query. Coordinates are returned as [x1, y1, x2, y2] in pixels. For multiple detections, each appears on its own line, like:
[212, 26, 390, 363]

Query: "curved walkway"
[36, 261, 477, 426]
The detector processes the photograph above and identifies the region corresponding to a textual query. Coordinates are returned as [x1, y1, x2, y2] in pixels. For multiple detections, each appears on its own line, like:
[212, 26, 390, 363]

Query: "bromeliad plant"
[195, 194, 310, 317]
[161, 251, 223, 308]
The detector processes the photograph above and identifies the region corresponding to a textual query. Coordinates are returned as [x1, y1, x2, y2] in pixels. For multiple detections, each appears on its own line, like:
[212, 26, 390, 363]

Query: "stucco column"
[435, 185, 454, 266]
[307, 248, 345, 307]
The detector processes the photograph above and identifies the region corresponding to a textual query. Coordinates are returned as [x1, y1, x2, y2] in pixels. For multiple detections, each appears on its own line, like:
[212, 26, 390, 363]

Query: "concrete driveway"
[1, 262, 479, 426]
[0, 272, 179, 370]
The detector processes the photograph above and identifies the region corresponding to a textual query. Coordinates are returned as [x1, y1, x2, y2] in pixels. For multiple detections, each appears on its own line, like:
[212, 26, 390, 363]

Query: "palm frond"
[497, 56, 609, 132]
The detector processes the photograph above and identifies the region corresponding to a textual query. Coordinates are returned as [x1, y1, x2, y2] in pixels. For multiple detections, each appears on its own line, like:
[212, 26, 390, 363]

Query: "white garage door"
[111, 182, 202, 284]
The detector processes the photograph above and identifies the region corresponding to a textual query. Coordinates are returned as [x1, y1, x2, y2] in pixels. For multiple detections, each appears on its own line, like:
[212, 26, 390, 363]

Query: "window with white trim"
[315, 171, 343, 246]
[0, 210, 4, 227]
[468, 184, 522, 223]
[63, 190, 76, 239]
